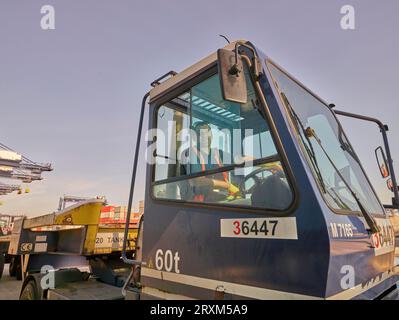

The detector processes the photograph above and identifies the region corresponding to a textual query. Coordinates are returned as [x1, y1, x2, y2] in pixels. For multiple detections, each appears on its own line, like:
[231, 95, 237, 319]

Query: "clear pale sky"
[0, 0, 398, 216]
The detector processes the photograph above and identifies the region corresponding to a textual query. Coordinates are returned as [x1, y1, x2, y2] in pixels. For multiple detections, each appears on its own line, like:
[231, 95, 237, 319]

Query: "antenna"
[219, 34, 231, 44]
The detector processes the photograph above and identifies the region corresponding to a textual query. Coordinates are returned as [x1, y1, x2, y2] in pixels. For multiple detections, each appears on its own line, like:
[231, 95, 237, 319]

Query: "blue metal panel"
[257, 47, 398, 299]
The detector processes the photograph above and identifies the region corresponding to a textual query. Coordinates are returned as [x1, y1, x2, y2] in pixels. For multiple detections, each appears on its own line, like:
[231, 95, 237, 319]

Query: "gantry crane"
[58, 195, 107, 211]
[0, 142, 53, 198]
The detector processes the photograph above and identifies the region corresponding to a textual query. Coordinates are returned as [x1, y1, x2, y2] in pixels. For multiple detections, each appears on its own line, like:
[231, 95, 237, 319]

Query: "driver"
[179, 121, 240, 202]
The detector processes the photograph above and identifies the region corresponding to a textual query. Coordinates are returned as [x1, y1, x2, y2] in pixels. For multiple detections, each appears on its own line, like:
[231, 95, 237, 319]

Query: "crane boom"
[0, 142, 53, 197]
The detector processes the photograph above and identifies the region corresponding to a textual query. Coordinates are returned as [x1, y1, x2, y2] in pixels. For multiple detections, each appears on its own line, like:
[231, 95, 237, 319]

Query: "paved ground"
[0, 264, 22, 300]
[0, 256, 397, 301]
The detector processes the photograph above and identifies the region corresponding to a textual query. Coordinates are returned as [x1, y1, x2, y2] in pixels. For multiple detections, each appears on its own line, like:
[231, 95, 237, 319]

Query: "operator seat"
[251, 174, 292, 210]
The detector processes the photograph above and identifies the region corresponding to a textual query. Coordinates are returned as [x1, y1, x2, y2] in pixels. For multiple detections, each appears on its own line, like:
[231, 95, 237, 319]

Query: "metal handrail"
[334, 109, 399, 207]
[121, 92, 150, 265]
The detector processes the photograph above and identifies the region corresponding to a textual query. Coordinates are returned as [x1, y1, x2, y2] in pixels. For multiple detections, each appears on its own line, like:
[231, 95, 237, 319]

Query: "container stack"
[100, 203, 144, 225]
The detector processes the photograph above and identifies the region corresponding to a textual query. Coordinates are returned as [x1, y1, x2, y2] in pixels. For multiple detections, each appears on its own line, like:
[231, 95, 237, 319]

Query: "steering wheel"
[239, 166, 275, 195]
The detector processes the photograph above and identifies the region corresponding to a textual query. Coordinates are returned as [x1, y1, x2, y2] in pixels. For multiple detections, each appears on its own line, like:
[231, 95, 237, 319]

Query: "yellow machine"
[1, 199, 139, 299]
[8, 199, 136, 258]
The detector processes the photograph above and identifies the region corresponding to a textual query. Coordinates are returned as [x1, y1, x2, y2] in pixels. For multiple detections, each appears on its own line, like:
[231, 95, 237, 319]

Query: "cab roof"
[149, 40, 248, 103]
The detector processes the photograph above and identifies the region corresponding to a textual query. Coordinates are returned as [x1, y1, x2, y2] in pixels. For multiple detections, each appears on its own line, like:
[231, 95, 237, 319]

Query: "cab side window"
[152, 65, 293, 211]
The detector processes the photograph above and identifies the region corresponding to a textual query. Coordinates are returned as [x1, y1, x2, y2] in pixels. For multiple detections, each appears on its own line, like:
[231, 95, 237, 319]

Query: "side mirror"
[375, 146, 390, 178]
[217, 49, 247, 104]
[386, 178, 399, 193]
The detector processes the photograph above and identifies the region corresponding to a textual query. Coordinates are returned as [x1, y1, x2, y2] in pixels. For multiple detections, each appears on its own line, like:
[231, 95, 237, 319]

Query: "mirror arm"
[240, 55, 252, 69]
[233, 42, 262, 79]
[334, 109, 399, 207]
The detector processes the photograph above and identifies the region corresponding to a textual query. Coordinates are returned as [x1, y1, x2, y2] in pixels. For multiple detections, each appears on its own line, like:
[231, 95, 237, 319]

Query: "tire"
[0, 254, 4, 279]
[9, 256, 17, 277]
[20, 280, 40, 300]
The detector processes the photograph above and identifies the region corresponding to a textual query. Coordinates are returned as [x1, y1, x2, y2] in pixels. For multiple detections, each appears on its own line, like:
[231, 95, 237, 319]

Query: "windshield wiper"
[281, 92, 326, 193]
[305, 127, 379, 234]
[337, 123, 361, 164]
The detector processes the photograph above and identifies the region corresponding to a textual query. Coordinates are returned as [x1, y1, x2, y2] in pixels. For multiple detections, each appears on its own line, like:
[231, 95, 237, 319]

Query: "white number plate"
[220, 217, 298, 239]
[370, 218, 395, 256]
[95, 232, 125, 249]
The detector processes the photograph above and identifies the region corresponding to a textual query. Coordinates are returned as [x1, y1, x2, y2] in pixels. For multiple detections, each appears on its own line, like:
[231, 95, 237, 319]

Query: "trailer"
[118, 40, 399, 300]
[1, 199, 138, 299]
[0, 214, 24, 279]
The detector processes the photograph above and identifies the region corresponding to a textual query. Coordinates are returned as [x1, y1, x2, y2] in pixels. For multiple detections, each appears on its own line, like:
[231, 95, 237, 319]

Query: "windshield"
[267, 61, 383, 215]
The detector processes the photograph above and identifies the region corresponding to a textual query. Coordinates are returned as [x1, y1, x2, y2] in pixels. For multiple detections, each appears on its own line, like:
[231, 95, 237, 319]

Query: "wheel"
[9, 256, 17, 277]
[20, 280, 40, 300]
[0, 253, 4, 279]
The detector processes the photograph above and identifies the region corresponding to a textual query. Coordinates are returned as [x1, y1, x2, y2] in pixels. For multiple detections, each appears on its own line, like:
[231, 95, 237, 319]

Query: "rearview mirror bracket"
[217, 42, 263, 104]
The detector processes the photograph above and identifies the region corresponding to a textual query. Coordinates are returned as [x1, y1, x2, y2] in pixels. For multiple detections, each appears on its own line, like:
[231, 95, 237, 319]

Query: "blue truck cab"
[124, 40, 399, 300]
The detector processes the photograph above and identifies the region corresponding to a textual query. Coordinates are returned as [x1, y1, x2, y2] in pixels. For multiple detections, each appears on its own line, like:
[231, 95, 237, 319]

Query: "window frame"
[149, 60, 299, 216]
[265, 59, 386, 218]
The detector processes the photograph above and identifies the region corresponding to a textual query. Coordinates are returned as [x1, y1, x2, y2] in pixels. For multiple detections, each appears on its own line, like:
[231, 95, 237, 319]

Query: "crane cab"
[132, 40, 398, 300]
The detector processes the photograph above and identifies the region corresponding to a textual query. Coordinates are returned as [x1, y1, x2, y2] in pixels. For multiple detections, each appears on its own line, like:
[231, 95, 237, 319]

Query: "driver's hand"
[228, 183, 240, 195]
[261, 161, 283, 174]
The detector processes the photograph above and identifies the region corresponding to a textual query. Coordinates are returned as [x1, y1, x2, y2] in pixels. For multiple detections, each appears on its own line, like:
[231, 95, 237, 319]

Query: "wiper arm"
[337, 124, 361, 164]
[281, 92, 326, 193]
[305, 127, 379, 234]
[326, 187, 352, 211]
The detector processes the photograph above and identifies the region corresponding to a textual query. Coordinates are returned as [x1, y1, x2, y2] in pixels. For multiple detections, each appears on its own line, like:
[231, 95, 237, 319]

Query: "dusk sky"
[0, 0, 398, 216]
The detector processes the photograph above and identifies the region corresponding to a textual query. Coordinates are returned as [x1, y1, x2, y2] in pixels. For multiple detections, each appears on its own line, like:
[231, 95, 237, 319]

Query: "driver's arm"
[211, 179, 240, 194]
[190, 177, 238, 194]
[189, 173, 240, 196]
